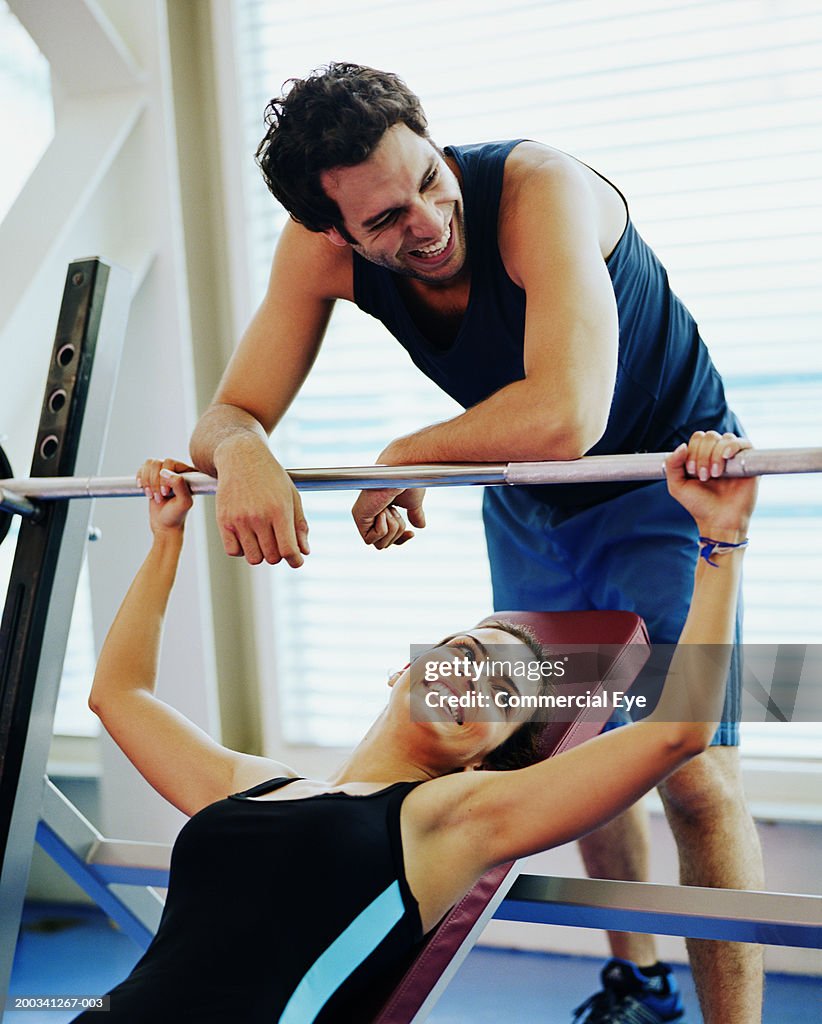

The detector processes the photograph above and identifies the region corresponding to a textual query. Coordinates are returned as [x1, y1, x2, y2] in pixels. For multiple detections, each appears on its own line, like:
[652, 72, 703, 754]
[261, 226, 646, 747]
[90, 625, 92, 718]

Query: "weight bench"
[32, 608, 648, 1019]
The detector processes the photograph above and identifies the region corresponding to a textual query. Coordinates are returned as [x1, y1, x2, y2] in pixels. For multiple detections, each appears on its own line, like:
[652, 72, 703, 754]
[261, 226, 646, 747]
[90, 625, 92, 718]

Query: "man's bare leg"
[659, 745, 764, 1024]
[577, 799, 658, 966]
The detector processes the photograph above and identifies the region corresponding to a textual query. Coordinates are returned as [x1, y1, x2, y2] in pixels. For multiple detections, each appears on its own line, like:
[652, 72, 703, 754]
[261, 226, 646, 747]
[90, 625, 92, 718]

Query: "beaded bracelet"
[698, 536, 749, 567]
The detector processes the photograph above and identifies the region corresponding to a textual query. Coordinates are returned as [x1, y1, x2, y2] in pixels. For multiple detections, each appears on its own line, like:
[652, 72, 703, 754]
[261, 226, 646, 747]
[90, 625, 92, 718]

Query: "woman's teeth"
[426, 682, 464, 724]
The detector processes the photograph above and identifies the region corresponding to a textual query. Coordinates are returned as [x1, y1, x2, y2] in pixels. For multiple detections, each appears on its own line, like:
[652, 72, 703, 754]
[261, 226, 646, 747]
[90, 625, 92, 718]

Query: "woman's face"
[386, 625, 544, 770]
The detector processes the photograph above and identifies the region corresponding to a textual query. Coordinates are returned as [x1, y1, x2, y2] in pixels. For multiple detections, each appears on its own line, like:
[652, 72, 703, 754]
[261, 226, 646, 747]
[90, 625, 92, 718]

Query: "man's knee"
[658, 745, 745, 827]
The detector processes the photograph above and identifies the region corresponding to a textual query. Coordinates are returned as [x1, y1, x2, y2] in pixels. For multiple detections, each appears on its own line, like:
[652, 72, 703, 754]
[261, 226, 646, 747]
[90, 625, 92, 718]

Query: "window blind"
[232, 0, 822, 751]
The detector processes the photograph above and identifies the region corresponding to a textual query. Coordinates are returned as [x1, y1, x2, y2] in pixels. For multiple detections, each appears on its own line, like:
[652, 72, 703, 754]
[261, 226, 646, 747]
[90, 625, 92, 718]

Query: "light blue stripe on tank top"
[278, 879, 405, 1023]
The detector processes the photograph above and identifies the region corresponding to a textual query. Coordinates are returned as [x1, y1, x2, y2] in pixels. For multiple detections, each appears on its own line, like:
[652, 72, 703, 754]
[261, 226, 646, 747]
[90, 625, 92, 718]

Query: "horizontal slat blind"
[234, 0, 822, 751]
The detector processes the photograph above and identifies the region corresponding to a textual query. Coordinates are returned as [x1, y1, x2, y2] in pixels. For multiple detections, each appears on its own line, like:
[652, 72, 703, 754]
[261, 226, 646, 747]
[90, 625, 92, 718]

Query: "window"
[230, 0, 822, 752]
[0, 0, 53, 220]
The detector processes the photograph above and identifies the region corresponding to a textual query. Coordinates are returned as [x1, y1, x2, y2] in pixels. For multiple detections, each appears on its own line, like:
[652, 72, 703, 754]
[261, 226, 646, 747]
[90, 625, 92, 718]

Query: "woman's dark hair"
[477, 619, 556, 773]
[256, 62, 429, 242]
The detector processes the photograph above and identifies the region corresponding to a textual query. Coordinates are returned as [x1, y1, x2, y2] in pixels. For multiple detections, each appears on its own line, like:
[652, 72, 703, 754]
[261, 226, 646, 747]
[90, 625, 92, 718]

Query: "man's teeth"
[411, 224, 451, 258]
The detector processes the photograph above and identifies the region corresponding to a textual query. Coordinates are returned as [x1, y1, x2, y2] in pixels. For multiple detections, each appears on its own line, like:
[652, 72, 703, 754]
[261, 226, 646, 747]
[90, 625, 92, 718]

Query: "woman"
[76, 431, 756, 1023]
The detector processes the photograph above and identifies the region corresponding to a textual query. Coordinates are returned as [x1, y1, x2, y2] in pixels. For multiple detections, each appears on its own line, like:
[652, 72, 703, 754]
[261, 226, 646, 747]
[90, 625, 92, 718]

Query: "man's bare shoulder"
[506, 139, 573, 170]
[502, 142, 593, 211]
[499, 141, 626, 267]
[271, 219, 354, 302]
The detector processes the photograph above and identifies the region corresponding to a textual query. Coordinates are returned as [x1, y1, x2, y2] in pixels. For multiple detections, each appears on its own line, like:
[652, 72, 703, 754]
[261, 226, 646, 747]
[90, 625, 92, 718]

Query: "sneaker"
[572, 958, 685, 1022]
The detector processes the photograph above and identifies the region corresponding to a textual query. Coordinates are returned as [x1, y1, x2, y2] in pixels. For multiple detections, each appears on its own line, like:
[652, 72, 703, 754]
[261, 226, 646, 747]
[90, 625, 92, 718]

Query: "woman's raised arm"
[89, 460, 295, 817]
[434, 432, 758, 870]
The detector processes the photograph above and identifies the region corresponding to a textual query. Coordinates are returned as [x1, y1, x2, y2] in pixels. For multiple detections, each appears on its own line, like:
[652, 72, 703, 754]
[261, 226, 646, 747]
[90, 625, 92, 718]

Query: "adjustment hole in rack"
[39, 435, 59, 460]
[56, 344, 75, 367]
[48, 389, 67, 413]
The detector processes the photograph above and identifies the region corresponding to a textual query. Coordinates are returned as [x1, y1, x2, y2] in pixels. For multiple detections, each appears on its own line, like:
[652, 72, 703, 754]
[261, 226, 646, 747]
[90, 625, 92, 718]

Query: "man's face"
[320, 123, 467, 285]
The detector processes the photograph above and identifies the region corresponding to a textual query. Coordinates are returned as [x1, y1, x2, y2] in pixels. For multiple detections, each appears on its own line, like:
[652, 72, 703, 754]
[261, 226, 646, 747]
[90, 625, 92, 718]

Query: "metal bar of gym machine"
[1, 446, 821, 511]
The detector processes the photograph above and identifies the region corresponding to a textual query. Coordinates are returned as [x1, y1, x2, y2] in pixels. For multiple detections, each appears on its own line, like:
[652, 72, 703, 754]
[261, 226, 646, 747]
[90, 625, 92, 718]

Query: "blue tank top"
[353, 140, 737, 511]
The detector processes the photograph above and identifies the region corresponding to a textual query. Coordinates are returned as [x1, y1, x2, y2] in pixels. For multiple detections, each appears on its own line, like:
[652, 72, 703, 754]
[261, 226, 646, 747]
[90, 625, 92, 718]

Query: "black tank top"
[75, 778, 423, 1023]
[353, 140, 738, 511]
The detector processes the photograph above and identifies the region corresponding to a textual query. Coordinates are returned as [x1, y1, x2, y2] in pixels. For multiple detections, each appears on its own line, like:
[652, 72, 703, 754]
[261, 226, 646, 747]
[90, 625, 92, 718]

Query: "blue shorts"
[483, 481, 741, 745]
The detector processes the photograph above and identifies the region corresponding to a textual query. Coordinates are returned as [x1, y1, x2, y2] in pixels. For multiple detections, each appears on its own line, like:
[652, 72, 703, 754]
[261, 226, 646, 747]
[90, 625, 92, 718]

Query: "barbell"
[1, 445, 821, 545]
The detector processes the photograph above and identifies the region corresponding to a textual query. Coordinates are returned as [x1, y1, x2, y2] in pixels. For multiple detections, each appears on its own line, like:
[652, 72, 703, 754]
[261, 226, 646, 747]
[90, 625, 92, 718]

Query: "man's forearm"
[190, 403, 271, 476]
[382, 377, 604, 465]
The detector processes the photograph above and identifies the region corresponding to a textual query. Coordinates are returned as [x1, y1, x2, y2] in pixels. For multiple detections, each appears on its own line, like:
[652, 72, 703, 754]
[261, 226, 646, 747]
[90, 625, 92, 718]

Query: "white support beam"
[0, 91, 144, 333]
[9, 0, 143, 95]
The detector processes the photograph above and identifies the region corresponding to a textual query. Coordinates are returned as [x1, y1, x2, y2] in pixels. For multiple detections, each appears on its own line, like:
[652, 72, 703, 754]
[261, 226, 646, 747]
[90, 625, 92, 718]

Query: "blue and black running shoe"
[573, 958, 686, 1023]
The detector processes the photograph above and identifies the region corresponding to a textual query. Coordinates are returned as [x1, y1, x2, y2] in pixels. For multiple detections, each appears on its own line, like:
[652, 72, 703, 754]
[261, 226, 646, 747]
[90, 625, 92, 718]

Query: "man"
[188, 63, 763, 1023]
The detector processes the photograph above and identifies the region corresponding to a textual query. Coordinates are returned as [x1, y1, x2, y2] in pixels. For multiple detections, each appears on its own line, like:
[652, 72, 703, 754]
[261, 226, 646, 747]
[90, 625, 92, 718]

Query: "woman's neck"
[330, 725, 438, 787]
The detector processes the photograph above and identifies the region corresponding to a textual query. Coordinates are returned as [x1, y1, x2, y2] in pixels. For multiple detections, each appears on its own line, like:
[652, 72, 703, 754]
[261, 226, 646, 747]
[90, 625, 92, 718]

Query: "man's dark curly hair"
[256, 62, 430, 243]
[475, 619, 557, 773]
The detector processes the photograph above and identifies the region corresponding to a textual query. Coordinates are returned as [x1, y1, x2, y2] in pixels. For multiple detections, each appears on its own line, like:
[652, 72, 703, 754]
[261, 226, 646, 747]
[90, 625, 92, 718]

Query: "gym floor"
[7, 902, 820, 1023]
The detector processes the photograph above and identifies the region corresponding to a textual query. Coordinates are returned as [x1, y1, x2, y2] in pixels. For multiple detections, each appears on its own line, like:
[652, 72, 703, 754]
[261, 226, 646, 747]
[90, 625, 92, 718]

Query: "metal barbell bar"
[0, 447, 820, 516]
